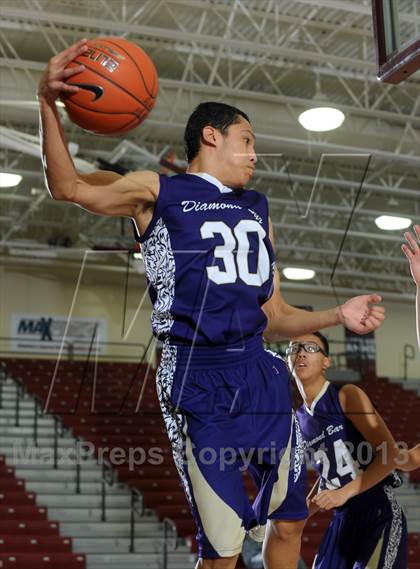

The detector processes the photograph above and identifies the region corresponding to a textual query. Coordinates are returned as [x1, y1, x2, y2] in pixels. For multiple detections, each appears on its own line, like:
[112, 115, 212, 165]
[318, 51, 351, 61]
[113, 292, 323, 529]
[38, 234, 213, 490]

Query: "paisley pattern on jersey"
[293, 416, 304, 483]
[155, 340, 192, 505]
[383, 486, 404, 569]
[141, 217, 175, 335]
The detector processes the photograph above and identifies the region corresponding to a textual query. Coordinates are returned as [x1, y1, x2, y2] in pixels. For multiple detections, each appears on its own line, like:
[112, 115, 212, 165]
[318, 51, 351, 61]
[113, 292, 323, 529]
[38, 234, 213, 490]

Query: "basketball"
[61, 37, 158, 135]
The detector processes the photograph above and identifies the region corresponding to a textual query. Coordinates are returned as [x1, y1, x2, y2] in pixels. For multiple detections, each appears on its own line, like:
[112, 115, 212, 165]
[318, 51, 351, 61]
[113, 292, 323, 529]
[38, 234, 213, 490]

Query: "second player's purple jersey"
[296, 382, 401, 491]
[134, 172, 276, 346]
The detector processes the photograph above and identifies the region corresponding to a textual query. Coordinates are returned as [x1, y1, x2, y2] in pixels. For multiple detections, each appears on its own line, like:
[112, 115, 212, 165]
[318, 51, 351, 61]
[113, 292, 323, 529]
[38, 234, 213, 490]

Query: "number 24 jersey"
[296, 382, 401, 492]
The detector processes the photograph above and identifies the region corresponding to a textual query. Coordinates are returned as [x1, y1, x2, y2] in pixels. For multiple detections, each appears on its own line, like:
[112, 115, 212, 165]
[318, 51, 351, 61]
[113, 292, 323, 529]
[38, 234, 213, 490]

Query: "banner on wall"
[10, 313, 107, 354]
[345, 328, 376, 372]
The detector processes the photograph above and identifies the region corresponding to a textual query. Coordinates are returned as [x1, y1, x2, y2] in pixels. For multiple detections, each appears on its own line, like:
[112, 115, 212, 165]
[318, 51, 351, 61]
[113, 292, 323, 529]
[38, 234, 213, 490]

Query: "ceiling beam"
[0, 7, 379, 71]
[2, 59, 420, 130]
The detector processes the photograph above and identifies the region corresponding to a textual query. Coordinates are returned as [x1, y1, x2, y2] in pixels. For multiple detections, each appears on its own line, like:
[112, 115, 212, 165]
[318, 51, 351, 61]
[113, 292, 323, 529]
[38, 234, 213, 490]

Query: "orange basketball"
[61, 37, 158, 135]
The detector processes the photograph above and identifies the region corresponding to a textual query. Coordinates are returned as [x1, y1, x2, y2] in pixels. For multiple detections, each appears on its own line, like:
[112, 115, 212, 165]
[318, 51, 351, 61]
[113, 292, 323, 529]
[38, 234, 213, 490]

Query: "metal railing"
[0, 362, 6, 407]
[129, 487, 145, 553]
[101, 459, 115, 522]
[162, 518, 178, 569]
[0, 336, 147, 363]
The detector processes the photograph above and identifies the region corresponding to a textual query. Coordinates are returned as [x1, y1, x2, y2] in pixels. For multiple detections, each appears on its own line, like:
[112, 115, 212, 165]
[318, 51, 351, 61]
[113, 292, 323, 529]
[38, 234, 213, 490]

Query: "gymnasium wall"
[1, 263, 419, 379]
[0, 262, 153, 363]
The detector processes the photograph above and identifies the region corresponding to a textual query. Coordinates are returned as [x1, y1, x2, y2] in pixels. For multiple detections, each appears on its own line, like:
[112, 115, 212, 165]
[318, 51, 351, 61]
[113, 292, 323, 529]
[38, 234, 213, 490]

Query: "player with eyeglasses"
[288, 331, 420, 569]
[286, 341, 328, 356]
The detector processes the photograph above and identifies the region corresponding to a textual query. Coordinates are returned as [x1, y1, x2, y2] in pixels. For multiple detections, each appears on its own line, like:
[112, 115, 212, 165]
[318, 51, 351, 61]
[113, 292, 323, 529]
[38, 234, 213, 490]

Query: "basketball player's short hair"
[312, 331, 330, 356]
[184, 101, 250, 163]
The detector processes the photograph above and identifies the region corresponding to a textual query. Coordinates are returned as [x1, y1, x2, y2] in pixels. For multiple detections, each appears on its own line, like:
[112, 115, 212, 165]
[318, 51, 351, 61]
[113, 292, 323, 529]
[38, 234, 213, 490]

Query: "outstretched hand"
[37, 38, 89, 104]
[402, 225, 420, 287]
[338, 294, 385, 335]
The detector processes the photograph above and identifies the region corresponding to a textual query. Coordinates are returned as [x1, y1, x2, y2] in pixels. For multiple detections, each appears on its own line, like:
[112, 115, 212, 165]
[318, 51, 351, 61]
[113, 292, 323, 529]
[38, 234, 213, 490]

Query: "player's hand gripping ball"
[61, 37, 158, 135]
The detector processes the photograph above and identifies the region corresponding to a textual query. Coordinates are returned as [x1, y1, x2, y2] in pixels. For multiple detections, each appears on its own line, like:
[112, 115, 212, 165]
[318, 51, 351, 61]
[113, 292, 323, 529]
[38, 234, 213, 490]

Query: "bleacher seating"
[2, 357, 419, 568]
[0, 455, 86, 569]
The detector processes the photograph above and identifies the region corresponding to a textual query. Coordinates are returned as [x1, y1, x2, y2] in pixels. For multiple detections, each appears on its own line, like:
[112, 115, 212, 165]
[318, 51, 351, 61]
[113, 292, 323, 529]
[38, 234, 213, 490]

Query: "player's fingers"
[364, 316, 383, 329]
[357, 321, 375, 334]
[365, 315, 381, 327]
[404, 231, 419, 253]
[50, 80, 80, 94]
[370, 313, 385, 324]
[313, 492, 326, 503]
[402, 244, 414, 260]
[414, 225, 420, 241]
[371, 305, 385, 315]
[62, 65, 85, 78]
[53, 39, 89, 67]
[367, 294, 382, 305]
[366, 316, 384, 329]
[370, 309, 385, 321]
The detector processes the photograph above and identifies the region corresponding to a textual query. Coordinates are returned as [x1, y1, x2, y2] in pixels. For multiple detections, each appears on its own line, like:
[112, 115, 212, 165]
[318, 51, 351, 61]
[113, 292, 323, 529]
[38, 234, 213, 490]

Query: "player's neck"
[302, 376, 327, 407]
[187, 158, 228, 185]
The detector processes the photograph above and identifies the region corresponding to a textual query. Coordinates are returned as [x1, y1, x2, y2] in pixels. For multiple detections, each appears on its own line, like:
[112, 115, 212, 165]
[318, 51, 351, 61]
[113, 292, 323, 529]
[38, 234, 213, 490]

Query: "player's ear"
[322, 356, 331, 371]
[201, 125, 218, 147]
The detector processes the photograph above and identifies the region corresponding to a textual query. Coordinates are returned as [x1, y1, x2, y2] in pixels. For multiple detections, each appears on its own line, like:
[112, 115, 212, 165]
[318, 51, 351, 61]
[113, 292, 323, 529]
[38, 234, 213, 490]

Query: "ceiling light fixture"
[375, 215, 412, 231]
[298, 73, 345, 132]
[282, 267, 316, 281]
[0, 173, 22, 188]
[298, 107, 345, 132]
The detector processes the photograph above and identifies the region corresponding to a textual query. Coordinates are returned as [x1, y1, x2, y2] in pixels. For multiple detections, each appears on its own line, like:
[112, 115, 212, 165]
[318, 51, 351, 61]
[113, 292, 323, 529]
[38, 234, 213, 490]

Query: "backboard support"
[372, 0, 420, 83]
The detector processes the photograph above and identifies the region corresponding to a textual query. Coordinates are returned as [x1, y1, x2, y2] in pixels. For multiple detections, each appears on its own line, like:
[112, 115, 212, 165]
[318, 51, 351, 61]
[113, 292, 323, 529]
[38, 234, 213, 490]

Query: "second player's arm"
[262, 218, 385, 340]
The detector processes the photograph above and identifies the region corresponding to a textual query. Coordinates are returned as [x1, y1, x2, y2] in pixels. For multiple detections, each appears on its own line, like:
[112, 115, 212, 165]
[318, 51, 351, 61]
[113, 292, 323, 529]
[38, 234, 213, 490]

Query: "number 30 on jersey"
[200, 219, 270, 286]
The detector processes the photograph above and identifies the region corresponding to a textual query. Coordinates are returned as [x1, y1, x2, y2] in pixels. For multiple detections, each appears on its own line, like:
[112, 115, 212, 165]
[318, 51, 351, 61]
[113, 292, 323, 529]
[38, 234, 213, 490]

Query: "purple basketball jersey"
[134, 172, 276, 346]
[296, 382, 401, 492]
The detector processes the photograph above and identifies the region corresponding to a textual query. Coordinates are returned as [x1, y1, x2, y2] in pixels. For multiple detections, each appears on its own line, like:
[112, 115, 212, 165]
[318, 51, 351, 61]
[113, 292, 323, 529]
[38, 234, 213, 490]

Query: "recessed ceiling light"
[0, 173, 22, 188]
[375, 215, 412, 231]
[283, 267, 316, 281]
[298, 107, 345, 132]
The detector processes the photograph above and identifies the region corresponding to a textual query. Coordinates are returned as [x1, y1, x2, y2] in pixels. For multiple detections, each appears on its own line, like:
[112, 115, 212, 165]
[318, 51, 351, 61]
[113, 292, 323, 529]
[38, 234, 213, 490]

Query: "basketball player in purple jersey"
[402, 224, 420, 350]
[289, 332, 420, 568]
[38, 39, 386, 569]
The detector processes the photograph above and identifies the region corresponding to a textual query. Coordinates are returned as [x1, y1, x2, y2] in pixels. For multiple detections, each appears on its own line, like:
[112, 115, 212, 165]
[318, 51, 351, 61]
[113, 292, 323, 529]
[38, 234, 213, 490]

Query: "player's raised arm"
[37, 39, 159, 217]
[402, 224, 420, 350]
[262, 218, 386, 340]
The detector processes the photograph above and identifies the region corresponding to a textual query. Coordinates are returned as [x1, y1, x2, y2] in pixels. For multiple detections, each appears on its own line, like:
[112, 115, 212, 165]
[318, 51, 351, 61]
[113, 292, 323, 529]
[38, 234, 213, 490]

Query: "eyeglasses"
[286, 342, 327, 356]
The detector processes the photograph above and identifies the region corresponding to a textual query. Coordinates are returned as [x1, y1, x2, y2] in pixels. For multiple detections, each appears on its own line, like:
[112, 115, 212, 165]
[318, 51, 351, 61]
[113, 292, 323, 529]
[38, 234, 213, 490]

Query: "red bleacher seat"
[143, 491, 187, 508]
[0, 553, 85, 569]
[408, 533, 420, 546]
[117, 463, 178, 482]
[0, 493, 36, 506]
[0, 536, 72, 553]
[0, 481, 25, 492]
[0, 468, 14, 480]
[0, 506, 47, 521]
[155, 504, 192, 520]
[0, 522, 60, 537]
[128, 478, 183, 492]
